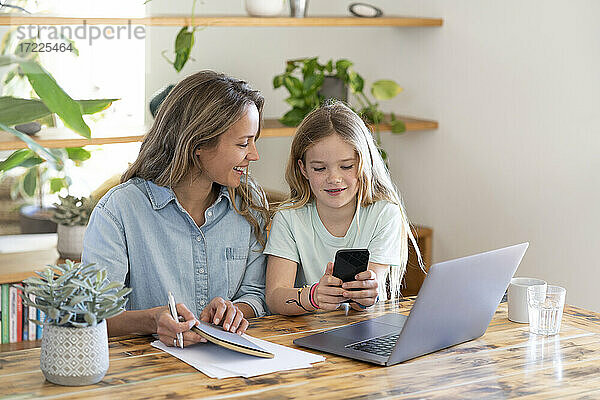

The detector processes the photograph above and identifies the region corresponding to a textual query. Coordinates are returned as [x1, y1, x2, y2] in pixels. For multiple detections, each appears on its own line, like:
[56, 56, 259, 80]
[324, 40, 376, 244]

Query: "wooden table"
[2, 299, 600, 399]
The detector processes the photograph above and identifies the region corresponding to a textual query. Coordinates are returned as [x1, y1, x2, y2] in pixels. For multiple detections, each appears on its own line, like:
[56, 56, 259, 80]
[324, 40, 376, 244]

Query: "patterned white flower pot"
[57, 224, 87, 260]
[40, 320, 108, 386]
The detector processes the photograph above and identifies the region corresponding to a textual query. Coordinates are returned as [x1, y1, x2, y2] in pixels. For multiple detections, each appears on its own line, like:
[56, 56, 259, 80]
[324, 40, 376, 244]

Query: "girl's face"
[298, 134, 359, 214]
[195, 103, 260, 188]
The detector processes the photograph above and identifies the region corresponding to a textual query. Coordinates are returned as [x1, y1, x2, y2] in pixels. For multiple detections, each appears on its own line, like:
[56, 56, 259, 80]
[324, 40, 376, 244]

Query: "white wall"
[144, 1, 600, 310]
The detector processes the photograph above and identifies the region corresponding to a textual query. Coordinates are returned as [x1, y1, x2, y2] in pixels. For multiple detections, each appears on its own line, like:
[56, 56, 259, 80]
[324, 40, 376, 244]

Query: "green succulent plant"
[19, 260, 131, 328]
[51, 195, 95, 226]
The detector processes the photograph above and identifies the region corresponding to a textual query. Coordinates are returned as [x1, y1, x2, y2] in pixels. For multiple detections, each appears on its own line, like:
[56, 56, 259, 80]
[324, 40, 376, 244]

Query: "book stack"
[0, 284, 44, 343]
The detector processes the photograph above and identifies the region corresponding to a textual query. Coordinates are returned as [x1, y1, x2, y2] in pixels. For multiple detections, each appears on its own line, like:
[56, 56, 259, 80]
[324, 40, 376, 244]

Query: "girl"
[82, 71, 269, 347]
[264, 102, 421, 315]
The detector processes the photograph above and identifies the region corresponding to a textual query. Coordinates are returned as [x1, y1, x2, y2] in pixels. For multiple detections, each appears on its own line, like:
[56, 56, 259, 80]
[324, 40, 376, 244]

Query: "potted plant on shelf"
[273, 57, 406, 162]
[1, 147, 93, 234]
[51, 195, 96, 260]
[19, 260, 131, 386]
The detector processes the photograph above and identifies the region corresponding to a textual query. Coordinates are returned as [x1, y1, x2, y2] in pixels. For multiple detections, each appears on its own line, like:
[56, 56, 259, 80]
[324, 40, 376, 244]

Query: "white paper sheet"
[151, 334, 325, 379]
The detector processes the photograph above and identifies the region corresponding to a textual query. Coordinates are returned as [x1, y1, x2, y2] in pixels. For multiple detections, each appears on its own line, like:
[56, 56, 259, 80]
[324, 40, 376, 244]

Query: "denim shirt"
[81, 177, 267, 317]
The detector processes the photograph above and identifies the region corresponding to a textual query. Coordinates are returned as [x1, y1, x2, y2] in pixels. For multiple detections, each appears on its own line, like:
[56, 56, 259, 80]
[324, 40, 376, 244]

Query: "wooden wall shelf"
[0, 15, 443, 27]
[0, 248, 58, 285]
[0, 116, 438, 150]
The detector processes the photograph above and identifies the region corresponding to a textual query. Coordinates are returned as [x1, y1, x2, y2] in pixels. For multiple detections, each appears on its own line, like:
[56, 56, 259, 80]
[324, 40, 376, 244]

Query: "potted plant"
[19, 260, 131, 386]
[51, 195, 96, 260]
[273, 57, 406, 162]
[0, 32, 116, 233]
[2, 147, 93, 234]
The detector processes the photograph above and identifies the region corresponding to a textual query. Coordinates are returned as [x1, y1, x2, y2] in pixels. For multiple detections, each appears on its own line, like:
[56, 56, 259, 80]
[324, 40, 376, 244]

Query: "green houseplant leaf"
[22, 167, 38, 197]
[65, 147, 91, 162]
[0, 97, 117, 126]
[173, 27, 194, 72]
[390, 114, 407, 134]
[371, 80, 403, 100]
[18, 60, 91, 138]
[0, 149, 34, 171]
[49, 177, 68, 193]
[0, 97, 52, 126]
[0, 122, 60, 164]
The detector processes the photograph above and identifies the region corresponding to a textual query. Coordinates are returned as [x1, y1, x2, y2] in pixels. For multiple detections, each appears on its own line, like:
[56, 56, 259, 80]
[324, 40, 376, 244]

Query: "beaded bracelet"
[309, 283, 320, 309]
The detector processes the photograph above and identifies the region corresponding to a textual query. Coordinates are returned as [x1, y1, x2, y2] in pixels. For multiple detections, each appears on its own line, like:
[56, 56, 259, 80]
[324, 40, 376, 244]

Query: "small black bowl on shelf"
[14, 121, 41, 136]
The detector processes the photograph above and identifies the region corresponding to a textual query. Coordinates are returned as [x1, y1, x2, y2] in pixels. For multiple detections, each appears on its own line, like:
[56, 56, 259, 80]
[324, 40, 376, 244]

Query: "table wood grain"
[2, 299, 600, 399]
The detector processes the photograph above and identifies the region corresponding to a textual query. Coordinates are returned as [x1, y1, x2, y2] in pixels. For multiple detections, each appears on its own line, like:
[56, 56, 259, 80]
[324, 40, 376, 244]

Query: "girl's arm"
[266, 255, 315, 315]
[266, 256, 347, 315]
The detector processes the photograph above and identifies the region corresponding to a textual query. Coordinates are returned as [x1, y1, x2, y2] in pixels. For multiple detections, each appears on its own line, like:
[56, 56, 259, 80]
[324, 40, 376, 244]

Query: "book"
[1, 284, 8, 343]
[22, 295, 28, 341]
[16, 288, 22, 342]
[190, 321, 274, 359]
[9, 286, 16, 343]
[28, 294, 36, 341]
[37, 309, 44, 339]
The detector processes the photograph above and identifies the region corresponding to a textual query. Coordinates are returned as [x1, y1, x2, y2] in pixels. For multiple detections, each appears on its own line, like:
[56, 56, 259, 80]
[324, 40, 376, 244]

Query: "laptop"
[293, 242, 529, 366]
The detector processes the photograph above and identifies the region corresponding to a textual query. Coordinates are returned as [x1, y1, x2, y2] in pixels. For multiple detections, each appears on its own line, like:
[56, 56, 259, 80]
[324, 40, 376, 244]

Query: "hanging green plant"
[152, 0, 200, 72]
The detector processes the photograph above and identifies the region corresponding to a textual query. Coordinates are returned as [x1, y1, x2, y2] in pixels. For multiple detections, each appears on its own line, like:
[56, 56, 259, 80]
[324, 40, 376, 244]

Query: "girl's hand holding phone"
[341, 269, 379, 308]
[314, 262, 346, 310]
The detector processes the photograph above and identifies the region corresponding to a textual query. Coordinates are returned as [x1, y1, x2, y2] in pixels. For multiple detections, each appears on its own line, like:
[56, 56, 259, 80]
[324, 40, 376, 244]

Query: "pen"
[168, 291, 184, 349]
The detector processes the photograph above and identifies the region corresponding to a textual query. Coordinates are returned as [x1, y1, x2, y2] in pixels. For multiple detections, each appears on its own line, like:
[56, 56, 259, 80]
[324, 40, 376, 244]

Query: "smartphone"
[332, 249, 370, 283]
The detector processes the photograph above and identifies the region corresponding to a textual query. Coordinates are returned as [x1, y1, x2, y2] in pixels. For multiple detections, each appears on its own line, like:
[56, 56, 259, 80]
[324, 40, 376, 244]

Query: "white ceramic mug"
[507, 277, 547, 323]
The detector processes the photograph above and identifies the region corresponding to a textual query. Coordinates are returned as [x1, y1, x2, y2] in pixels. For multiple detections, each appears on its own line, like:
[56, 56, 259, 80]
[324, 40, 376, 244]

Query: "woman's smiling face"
[195, 103, 260, 188]
[298, 134, 359, 214]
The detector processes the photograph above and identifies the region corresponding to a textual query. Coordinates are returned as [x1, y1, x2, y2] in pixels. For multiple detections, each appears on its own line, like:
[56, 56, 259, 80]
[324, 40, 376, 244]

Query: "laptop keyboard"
[347, 333, 400, 357]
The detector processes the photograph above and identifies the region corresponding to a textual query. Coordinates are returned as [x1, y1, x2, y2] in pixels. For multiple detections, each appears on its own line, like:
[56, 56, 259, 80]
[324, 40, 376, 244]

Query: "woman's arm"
[231, 230, 267, 318]
[107, 303, 206, 347]
[107, 307, 162, 337]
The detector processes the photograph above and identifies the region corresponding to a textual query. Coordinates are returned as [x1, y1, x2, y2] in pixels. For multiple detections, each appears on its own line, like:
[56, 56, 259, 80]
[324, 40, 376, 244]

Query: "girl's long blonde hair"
[283, 102, 422, 300]
[122, 70, 269, 246]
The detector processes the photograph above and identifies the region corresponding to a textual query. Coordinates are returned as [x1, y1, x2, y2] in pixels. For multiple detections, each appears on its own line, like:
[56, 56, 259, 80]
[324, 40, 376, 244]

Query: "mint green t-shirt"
[264, 200, 403, 286]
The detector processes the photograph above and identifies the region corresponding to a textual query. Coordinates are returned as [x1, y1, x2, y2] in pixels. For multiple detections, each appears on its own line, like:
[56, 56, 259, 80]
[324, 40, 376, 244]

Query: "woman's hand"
[314, 262, 345, 311]
[155, 303, 205, 347]
[341, 269, 379, 309]
[200, 297, 249, 334]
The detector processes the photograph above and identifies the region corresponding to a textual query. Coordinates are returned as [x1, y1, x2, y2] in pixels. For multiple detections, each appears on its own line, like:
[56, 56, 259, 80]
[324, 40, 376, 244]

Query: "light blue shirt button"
[196, 235, 202, 242]
[207, 211, 212, 217]
[199, 268, 205, 273]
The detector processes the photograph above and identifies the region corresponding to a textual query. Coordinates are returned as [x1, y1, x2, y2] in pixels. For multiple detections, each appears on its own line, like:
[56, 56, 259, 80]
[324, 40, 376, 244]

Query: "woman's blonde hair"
[122, 70, 269, 246]
[283, 102, 422, 300]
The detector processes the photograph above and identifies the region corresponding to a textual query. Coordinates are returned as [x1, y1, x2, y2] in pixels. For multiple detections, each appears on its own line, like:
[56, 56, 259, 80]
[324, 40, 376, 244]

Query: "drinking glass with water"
[527, 285, 566, 335]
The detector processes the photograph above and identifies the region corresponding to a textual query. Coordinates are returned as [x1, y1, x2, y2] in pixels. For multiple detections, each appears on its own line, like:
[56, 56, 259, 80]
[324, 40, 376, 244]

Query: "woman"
[82, 71, 269, 347]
